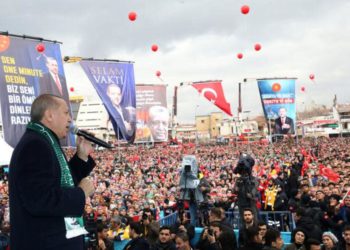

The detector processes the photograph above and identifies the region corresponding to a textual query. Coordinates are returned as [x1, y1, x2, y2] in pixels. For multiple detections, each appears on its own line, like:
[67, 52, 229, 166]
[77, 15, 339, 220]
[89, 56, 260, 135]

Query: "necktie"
[282, 118, 285, 125]
[54, 74, 63, 95]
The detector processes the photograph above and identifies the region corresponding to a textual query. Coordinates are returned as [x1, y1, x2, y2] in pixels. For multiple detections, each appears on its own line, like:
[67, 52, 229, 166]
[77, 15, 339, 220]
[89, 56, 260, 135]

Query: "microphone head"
[69, 124, 79, 135]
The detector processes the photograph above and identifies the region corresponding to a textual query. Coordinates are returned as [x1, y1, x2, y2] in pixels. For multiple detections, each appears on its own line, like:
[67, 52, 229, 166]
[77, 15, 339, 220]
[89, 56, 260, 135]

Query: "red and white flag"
[192, 81, 232, 116]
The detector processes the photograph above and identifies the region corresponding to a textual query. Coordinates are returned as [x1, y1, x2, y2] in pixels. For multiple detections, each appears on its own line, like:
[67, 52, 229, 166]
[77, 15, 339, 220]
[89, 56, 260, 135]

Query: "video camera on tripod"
[178, 155, 204, 203]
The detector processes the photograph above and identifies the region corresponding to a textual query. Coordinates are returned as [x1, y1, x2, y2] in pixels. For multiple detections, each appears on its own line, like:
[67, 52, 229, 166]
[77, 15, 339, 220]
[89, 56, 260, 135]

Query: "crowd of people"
[1, 136, 350, 249]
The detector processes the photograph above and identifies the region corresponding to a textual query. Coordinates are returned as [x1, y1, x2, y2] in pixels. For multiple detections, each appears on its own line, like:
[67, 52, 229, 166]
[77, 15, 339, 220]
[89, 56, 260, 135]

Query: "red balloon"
[128, 12, 137, 21]
[309, 74, 315, 80]
[241, 5, 250, 15]
[70, 87, 74, 92]
[301, 86, 305, 92]
[156, 71, 161, 77]
[151, 44, 158, 52]
[237, 53, 243, 59]
[36, 43, 45, 53]
[254, 43, 262, 51]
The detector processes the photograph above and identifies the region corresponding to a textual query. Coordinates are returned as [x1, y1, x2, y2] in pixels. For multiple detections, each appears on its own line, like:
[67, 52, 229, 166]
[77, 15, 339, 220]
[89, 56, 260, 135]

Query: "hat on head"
[322, 231, 338, 244]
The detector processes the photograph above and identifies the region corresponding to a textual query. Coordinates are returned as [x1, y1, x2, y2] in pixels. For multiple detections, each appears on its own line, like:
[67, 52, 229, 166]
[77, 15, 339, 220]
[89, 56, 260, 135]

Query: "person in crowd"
[321, 232, 338, 250]
[338, 225, 350, 250]
[97, 223, 114, 250]
[285, 228, 307, 250]
[141, 211, 160, 248]
[123, 221, 150, 250]
[175, 232, 193, 250]
[238, 226, 263, 250]
[238, 208, 256, 248]
[107, 215, 129, 241]
[9, 94, 95, 250]
[295, 207, 323, 242]
[258, 221, 268, 245]
[305, 239, 321, 250]
[151, 226, 177, 250]
[172, 212, 195, 243]
[263, 228, 284, 250]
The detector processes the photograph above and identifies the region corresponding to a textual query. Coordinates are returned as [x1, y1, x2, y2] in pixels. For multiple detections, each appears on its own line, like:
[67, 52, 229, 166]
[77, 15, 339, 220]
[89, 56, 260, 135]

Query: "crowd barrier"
[114, 211, 294, 250]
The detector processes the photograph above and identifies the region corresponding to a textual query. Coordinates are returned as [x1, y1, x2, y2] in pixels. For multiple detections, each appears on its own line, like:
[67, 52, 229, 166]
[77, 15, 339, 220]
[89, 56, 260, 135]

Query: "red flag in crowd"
[192, 81, 233, 116]
[319, 164, 340, 183]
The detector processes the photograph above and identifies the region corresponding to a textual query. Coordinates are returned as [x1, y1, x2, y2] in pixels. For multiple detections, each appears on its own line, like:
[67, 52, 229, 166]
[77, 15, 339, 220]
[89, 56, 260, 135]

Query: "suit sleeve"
[16, 138, 85, 217]
[69, 153, 96, 185]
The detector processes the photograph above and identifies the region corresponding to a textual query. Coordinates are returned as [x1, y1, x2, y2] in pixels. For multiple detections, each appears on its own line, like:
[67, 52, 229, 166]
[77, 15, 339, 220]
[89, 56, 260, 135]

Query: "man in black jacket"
[151, 226, 176, 250]
[9, 94, 95, 250]
[123, 222, 150, 250]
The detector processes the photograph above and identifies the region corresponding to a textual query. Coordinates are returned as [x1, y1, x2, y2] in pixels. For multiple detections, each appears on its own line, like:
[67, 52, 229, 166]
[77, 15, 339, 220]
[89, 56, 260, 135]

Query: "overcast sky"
[1, 0, 350, 123]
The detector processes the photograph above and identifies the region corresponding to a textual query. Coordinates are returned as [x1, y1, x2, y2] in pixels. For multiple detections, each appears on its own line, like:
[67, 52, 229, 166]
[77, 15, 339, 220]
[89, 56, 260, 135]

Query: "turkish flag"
[319, 164, 339, 183]
[192, 81, 233, 116]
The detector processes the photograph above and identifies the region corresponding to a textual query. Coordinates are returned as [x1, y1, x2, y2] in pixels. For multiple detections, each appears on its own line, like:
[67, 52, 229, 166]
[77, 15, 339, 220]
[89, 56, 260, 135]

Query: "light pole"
[195, 104, 199, 146]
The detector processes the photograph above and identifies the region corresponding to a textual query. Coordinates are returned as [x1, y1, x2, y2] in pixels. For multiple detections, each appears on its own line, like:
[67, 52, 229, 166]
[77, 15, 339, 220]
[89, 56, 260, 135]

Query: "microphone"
[70, 125, 114, 149]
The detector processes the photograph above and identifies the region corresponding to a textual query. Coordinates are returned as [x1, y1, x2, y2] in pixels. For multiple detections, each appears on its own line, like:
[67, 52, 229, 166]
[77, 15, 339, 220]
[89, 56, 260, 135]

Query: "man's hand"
[98, 239, 106, 250]
[76, 135, 94, 162]
[78, 177, 95, 198]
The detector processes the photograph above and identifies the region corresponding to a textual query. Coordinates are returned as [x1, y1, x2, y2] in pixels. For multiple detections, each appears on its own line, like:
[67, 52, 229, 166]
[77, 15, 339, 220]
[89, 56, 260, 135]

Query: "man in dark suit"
[39, 57, 70, 103]
[106, 83, 135, 142]
[274, 107, 295, 135]
[9, 94, 96, 250]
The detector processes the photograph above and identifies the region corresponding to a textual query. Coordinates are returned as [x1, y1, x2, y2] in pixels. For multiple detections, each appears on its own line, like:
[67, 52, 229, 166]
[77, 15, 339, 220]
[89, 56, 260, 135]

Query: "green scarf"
[27, 122, 88, 239]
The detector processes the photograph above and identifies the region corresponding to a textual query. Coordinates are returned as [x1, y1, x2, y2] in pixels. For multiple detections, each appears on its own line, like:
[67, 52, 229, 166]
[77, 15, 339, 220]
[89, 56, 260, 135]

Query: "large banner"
[80, 60, 136, 142]
[0, 35, 73, 147]
[135, 84, 168, 143]
[257, 78, 296, 136]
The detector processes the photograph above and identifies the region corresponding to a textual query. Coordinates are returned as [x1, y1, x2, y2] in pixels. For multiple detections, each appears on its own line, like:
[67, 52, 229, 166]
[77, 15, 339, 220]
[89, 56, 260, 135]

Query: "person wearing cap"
[322, 231, 338, 250]
[108, 216, 130, 241]
[285, 228, 308, 250]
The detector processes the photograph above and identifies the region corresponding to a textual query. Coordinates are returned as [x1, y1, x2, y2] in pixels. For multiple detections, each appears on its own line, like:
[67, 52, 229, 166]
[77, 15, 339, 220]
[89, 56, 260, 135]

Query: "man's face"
[107, 85, 122, 107]
[344, 197, 350, 207]
[210, 225, 221, 238]
[44, 98, 71, 139]
[279, 108, 287, 118]
[159, 229, 171, 243]
[258, 225, 267, 237]
[316, 191, 325, 201]
[149, 111, 168, 141]
[273, 236, 284, 250]
[100, 229, 108, 239]
[310, 245, 321, 250]
[295, 231, 305, 244]
[322, 236, 334, 248]
[175, 237, 187, 250]
[46, 59, 59, 75]
[343, 230, 350, 244]
[243, 211, 253, 224]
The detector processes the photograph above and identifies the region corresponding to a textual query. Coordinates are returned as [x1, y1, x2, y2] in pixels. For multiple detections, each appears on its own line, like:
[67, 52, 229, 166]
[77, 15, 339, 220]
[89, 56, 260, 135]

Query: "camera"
[208, 228, 214, 236]
[234, 153, 255, 176]
[184, 165, 191, 173]
[142, 213, 149, 220]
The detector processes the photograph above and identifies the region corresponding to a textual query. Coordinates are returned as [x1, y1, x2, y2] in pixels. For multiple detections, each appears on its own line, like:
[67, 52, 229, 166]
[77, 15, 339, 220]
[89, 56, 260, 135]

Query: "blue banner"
[79, 61, 136, 142]
[257, 78, 296, 136]
[0, 35, 74, 147]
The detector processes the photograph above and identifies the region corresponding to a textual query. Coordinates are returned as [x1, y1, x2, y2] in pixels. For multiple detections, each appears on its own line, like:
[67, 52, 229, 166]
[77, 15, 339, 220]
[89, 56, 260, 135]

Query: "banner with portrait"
[257, 78, 297, 136]
[135, 84, 168, 143]
[0, 34, 73, 147]
[80, 60, 136, 143]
